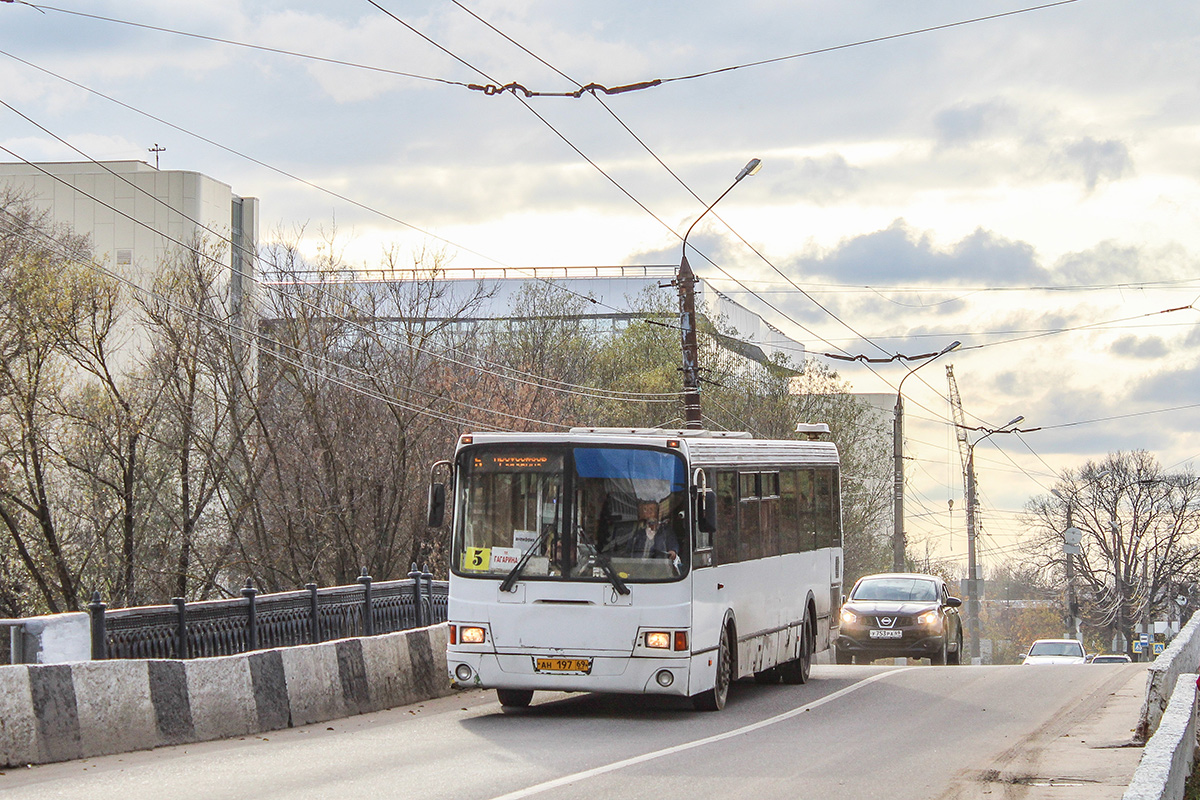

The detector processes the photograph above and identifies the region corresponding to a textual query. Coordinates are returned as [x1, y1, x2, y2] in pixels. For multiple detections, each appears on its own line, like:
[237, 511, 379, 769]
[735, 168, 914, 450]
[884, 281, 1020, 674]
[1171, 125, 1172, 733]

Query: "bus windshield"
[454, 445, 689, 583]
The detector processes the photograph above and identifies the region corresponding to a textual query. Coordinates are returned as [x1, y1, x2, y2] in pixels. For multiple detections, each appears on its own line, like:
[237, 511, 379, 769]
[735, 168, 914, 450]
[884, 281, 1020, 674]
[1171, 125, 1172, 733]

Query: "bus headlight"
[646, 631, 671, 649]
[455, 664, 474, 682]
[461, 626, 487, 644]
[656, 670, 674, 687]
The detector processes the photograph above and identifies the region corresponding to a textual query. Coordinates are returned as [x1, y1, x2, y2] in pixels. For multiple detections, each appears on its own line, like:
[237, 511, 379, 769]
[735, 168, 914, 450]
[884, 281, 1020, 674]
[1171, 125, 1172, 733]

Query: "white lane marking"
[488, 668, 912, 800]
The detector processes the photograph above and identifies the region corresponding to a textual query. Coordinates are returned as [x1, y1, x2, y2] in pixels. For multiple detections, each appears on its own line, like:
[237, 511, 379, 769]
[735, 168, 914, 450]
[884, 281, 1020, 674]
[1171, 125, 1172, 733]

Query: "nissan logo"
[878, 616, 896, 628]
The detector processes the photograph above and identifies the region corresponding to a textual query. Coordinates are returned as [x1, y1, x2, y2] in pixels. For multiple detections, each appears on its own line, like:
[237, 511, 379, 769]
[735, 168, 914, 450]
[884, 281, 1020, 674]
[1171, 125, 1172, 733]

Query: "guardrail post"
[307, 583, 321, 643]
[241, 578, 258, 651]
[421, 563, 434, 624]
[88, 590, 107, 660]
[358, 568, 374, 636]
[172, 597, 188, 659]
[409, 562, 424, 629]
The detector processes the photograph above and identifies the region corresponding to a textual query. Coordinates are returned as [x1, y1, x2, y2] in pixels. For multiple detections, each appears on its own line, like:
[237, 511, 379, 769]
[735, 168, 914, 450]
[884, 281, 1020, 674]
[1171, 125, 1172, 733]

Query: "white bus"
[429, 426, 843, 710]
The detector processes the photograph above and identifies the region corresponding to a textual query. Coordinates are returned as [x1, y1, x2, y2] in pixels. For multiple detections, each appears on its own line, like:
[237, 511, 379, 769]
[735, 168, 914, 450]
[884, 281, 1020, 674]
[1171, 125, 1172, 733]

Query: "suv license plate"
[869, 629, 903, 639]
[534, 657, 592, 674]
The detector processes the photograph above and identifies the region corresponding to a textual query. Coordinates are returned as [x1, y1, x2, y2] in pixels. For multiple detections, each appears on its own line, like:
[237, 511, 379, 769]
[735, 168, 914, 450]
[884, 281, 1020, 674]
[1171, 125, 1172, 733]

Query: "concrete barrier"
[0, 623, 453, 768]
[1139, 613, 1200, 741]
[1124, 674, 1199, 800]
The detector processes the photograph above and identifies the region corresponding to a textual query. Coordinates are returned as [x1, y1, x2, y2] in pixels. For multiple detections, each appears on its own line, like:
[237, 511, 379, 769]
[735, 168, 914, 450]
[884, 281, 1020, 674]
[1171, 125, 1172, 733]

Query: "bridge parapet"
[0, 623, 452, 768]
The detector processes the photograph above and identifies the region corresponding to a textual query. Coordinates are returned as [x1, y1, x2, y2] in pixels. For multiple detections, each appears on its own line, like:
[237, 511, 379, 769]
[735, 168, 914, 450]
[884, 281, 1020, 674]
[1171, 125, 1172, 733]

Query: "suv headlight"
[917, 611, 940, 626]
[840, 609, 858, 625]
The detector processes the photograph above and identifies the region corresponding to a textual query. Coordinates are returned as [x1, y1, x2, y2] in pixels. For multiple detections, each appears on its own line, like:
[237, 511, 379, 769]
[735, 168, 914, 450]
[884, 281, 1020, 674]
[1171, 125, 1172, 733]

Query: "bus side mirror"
[427, 483, 446, 528]
[698, 488, 717, 533]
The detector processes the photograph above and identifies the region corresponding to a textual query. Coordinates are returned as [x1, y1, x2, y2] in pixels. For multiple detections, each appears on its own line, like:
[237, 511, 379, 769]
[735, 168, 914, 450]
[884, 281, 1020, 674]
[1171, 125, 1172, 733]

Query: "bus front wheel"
[692, 626, 732, 711]
[496, 688, 533, 708]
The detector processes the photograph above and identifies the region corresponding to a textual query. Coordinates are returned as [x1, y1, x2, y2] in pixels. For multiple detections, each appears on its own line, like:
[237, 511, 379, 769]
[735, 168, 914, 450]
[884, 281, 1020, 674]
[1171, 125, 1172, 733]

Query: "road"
[0, 663, 1147, 800]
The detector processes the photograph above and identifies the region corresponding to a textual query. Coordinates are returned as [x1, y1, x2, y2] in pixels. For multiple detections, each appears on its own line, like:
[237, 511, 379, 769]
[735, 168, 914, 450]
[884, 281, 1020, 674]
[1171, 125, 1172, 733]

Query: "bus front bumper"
[448, 649, 695, 697]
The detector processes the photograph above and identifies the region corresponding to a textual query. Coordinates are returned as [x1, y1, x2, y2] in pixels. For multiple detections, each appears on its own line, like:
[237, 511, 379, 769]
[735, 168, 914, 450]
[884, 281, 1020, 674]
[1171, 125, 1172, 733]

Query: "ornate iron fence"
[87, 564, 446, 660]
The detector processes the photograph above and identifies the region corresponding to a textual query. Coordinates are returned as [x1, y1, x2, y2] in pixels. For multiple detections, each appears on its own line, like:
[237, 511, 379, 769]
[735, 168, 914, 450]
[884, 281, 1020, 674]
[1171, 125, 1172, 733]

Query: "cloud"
[1051, 137, 1133, 192]
[1110, 335, 1170, 360]
[933, 99, 1019, 147]
[792, 220, 1045, 285]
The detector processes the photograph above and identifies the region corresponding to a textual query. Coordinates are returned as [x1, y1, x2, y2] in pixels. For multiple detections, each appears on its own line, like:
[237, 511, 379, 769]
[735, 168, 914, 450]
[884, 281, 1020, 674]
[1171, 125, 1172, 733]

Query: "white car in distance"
[1022, 638, 1087, 665]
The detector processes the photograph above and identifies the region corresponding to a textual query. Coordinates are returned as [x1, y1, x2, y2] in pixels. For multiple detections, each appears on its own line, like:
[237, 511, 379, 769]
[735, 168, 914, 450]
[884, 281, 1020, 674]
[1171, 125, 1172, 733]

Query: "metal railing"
[87, 564, 446, 660]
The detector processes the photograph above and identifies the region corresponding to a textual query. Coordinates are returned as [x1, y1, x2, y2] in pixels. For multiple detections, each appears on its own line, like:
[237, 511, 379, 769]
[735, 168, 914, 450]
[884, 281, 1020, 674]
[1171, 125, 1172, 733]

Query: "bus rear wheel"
[496, 689, 533, 708]
[779, 616, 812, 684]
[692, 626, 732, 711]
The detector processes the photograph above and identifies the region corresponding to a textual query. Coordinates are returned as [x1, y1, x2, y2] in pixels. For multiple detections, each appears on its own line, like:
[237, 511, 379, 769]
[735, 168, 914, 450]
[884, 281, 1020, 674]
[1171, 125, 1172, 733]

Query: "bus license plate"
[534, 657, 592, 674]
[869, 629, 902, 639]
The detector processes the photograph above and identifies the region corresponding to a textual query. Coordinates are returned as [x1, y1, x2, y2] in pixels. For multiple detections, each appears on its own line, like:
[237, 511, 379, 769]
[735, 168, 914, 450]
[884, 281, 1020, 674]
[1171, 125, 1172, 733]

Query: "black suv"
[836, 573, 963, 665]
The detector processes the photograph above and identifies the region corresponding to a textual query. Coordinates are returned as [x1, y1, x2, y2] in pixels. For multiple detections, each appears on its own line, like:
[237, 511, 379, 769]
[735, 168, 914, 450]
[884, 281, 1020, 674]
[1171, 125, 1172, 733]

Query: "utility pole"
[149, 143, 165, 170]
[1052, 490, 1082, 641]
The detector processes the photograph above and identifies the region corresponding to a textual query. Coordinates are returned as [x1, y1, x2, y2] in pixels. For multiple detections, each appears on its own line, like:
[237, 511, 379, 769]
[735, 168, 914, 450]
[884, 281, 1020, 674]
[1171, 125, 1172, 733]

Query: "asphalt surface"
[0, 661, 1149, 800]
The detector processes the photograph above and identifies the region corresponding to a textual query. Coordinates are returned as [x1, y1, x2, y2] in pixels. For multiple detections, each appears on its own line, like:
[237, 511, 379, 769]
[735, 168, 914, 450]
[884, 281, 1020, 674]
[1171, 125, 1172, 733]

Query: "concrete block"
[0, 666, 36, 767]
[281, 641, 344, 726]
[247, 649, 290, 732]
[361, 629, 415, 710]
[335, 639, 370, 716]
[72, 660, 157, 758]
[185, 655, 257, 742]
[148, 659, 195, 744]
[28, 664, 81, 764]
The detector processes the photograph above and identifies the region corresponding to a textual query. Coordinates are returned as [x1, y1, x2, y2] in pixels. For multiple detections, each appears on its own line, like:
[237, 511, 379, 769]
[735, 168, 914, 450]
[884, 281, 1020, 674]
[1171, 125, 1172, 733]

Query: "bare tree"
[1024, 451, 1200, 653]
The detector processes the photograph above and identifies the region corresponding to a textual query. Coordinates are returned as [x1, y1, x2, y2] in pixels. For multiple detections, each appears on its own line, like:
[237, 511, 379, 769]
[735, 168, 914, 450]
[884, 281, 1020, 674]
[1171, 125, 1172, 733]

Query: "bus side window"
[797, 470, 815, 552]
[739, 473, 760, 561]
[714, 471, 738, 565]
[779, 470, 801, 554]
[815, 469, 835, 549]
[759, 472, 779, 558]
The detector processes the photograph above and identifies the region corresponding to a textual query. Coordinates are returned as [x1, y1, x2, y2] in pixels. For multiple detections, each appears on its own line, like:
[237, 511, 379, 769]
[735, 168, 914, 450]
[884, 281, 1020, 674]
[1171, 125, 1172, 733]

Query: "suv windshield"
[454, 445, 689, 583]
[851, 577, 938, 603]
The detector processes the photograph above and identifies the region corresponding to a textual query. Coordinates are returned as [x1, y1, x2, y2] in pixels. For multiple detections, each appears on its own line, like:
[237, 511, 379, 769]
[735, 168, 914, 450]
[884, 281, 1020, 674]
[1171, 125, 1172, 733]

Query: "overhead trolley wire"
[11, 0, 1083, 101]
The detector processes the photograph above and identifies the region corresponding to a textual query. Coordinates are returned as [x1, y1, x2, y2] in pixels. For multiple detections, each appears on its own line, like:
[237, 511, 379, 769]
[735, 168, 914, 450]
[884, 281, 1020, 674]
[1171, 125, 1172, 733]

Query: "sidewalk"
[1014, 664, 1148, 799]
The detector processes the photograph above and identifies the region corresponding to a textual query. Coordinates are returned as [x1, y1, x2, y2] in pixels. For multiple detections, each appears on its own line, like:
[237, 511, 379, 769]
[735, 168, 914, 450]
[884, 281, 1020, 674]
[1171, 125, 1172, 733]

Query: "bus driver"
[631, 501, 679, 563]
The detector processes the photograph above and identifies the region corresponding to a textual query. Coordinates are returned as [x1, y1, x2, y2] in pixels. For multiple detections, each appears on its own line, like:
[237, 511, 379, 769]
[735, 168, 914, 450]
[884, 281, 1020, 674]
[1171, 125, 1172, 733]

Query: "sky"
[2, 0, 1198, 575]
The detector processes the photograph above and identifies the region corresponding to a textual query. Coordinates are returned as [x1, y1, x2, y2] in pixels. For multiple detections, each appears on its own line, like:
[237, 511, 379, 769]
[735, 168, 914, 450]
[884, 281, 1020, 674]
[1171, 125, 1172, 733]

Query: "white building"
[0, 160, 258, 320]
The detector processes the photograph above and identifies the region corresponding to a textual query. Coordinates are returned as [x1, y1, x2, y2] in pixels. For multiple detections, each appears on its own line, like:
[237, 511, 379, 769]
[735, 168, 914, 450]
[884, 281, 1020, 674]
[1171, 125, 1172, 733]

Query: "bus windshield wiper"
[577, 526, 629, 596]
[500, 527, 552, 593]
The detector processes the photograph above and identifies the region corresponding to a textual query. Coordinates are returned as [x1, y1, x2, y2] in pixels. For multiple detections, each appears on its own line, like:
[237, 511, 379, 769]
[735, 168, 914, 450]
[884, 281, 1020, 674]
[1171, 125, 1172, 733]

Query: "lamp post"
[965, 415, 1024, 663]
[892, 341, 960, 572]
[677, 158, 761, 429]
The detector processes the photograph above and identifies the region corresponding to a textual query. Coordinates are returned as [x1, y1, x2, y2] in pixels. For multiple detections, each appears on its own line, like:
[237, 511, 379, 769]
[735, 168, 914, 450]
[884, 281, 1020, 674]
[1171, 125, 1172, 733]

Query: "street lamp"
[965, 415, 1024, 663]
[892, 340, 960, 572]
[677, 158, 762, 429]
